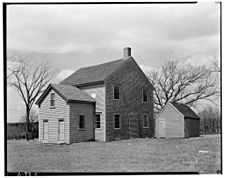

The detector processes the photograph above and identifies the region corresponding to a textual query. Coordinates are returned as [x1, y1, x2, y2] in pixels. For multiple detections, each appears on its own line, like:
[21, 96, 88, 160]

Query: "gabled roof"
[170, 102, 200, 119]
[155, 102, 200, 120]
[36, 84, 95, 105]
[60, 58, 126, 86]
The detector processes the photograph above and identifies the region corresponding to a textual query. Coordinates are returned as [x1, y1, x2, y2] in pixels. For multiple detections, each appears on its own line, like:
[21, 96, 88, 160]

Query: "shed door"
[159, 118, 166, 137]
[43, 120, 48, 141]
[58, 119, 64, 141]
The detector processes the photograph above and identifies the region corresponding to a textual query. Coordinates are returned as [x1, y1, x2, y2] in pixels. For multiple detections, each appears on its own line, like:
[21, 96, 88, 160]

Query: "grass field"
[7, 134, 221, 173]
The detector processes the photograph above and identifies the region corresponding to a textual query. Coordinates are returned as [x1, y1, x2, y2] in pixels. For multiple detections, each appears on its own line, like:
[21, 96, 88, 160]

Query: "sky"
[6, 2, 220, 122]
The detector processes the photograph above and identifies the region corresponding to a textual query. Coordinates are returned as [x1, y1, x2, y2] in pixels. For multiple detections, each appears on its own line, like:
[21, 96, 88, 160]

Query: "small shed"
[155, 102, 200, 138]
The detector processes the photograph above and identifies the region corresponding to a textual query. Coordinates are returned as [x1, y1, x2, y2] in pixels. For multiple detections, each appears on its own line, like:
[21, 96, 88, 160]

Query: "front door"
[128, 115, 139, 138]
[58, 119, 64, 141]
[43, 120, 48, 141]
[159, 118, 166, 137]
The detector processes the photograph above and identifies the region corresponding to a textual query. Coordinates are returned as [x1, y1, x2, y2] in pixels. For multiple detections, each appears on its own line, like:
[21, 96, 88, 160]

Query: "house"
[155, 102, 200, 138]
[36, 47, 154, 144]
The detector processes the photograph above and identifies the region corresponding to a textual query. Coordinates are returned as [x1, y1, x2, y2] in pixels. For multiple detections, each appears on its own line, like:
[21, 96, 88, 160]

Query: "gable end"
[130, 57, 154, 89]
[155, 102, 184, 120]
[35, 85, 68, 106]
[104, 57, 153, 89]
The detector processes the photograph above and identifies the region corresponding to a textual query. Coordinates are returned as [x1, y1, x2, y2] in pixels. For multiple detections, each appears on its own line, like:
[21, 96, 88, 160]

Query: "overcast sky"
[7, 2, 220, 122]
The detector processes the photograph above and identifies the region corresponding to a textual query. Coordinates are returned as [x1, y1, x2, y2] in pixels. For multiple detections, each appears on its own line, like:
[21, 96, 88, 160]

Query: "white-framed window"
[142, 89, 148, 103]
[50, 93, 55, 108]
[79, 115, 85, 129]
[114, 114, 121, 129]
[113, 85, 120, 100]
[95, 114, 101, 129]
[143, 114, 149, 128]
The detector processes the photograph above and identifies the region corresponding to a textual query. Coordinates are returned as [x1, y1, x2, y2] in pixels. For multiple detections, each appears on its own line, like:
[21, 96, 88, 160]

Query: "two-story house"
[36, 47, 154, 144]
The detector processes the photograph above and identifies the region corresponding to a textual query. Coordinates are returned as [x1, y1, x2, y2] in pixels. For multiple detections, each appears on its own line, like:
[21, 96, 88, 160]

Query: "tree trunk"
[26, 107, 30, 141]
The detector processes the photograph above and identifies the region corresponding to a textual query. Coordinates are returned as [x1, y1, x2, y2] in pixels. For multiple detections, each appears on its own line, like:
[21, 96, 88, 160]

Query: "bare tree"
[7, 53, 55, 141]
[211, 59, 220, 73]
[20, 109, 38, 123]
[147, 60, 219, 112]
[7, 52, 20, 81]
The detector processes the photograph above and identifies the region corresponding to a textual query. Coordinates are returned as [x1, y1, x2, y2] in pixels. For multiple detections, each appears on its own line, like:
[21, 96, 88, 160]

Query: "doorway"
[43, 120, 48, 141]
[159, 118, 166, 137]
[58, 119, 65, 141]
[128, 113, 139, 138]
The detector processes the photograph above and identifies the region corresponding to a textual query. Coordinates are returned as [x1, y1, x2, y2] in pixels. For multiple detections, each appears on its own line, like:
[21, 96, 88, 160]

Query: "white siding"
[155, 104, 184, 138]
[79, 84, 106, 142]
[39, 89, 69, 144]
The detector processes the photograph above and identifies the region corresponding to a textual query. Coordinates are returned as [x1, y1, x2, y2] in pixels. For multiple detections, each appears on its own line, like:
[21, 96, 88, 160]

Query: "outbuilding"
[155, 102, 200, 138]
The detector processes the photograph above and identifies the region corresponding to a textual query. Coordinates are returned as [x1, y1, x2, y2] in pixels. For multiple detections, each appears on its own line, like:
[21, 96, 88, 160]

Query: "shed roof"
[60, 58, 126, 86]
[36, 84, 95, 105]
[171, 102, 200, 119]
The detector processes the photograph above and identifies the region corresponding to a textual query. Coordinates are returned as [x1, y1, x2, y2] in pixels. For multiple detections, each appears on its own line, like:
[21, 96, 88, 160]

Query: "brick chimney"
[123, 47, 131, 58]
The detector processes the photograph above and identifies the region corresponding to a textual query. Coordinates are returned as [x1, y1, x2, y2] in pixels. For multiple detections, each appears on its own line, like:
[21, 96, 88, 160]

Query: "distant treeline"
[199, 107, 221, 134]
[200, 118, 221, 134]
[7, 122, 38, 140]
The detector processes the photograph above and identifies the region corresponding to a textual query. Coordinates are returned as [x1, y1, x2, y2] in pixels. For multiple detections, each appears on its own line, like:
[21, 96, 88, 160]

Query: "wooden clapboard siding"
[184, 118, 200, 137]
[69, 103, 95, 143]
[156, 103, 184, 138]
[79, 84, 106, 142]
[39, 89, 69, 144]
[39, 120, 43, 142]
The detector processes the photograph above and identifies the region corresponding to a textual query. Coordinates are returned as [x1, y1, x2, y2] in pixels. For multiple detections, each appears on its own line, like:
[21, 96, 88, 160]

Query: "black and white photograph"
[5, 1, 221, 175]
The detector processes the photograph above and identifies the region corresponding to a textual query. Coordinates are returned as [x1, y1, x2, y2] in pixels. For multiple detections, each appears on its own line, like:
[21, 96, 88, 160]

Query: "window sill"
[95, 128, 101, 130]
[50, 107, 56, 109]
[114, 128, 121, 129]
[143, 127, 149, 129]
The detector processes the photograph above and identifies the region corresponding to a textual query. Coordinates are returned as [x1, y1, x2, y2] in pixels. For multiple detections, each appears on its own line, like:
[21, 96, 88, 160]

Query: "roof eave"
[169, 102, 185, 118]
[184, 116, 200, 120]
[35, 84, 52, 105]
[74, 81, 105, 87]
[130, 57, 154, 89]
[171, 102, 200, 119]
[67, 100, 96, 104]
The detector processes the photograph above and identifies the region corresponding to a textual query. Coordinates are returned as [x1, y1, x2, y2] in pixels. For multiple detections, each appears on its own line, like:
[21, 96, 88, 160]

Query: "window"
[50, 93, 55, 107]
[79, 115, 85, 129]
[113, 85, 120, 100]
[95, 114, 101, 129]
[143, 115, 149, 128]
[114, 114, 121, 129]
[142, 89, 148, 102]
